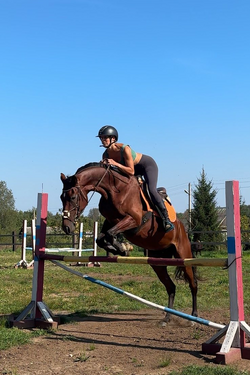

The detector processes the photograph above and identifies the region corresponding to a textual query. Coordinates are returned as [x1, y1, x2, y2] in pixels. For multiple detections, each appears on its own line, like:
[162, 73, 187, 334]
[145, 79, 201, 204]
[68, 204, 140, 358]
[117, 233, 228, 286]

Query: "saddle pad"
[165, 200, 176, 222]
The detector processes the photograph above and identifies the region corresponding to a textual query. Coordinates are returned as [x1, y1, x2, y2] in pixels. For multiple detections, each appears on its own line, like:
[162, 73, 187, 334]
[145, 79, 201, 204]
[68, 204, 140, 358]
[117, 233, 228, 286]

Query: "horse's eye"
[71, 195, 76, 201]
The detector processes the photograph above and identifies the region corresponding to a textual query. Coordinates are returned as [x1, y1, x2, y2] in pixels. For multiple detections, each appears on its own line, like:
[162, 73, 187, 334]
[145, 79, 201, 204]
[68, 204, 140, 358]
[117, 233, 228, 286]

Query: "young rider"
[97, 125, 174, 233]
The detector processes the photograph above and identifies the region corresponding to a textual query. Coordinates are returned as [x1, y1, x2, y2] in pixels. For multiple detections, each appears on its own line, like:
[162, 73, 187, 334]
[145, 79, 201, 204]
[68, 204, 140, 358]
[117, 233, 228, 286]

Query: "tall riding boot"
[157, 199, 174, 233]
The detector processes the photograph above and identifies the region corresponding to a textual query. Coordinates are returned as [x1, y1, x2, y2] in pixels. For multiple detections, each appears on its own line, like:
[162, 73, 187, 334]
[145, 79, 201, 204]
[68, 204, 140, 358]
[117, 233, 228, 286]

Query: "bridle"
[61, 165, 111, 223]
[61, 185, 86, 223]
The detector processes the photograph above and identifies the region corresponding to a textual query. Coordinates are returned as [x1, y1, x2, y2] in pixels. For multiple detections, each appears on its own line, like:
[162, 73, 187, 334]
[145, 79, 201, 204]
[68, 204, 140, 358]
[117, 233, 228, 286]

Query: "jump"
[60, 162, 198, 322]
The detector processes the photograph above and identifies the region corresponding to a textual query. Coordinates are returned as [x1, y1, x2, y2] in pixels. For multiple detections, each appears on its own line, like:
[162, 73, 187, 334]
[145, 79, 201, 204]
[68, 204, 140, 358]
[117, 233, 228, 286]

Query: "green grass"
[169, 365, 250, 375]
[1, 247, 250, 372]
[1, 247, 250, 316]
[0, 315, 49, 350]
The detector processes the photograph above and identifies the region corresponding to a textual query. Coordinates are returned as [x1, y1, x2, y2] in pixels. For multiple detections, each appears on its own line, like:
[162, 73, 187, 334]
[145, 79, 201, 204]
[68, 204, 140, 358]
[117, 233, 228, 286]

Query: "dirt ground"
[1, 309, 250, 375]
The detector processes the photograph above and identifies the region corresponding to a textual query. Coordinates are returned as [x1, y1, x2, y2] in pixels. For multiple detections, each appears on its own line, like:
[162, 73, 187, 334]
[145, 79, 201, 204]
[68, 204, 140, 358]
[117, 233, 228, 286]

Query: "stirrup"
[164, 220, 174, 233]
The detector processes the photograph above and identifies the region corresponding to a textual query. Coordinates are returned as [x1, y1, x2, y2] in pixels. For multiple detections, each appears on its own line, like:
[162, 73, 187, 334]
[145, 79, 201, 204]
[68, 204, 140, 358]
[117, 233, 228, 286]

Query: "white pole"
[78, 222, 83, 258]
[31, 219, 36, 259]
[22, 220, 27, 264]
[93, 221, 98, 256]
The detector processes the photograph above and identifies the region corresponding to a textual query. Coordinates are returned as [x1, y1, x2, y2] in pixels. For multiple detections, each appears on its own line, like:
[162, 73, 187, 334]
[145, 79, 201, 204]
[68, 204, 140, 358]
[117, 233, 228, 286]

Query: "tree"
[240, 198, 250, 250]
[88, 208, 100, 222]
[0, 181, 17, 232]
[0, 181, 15, 210]
[87, 208, 105, 231]
[240, 197, 250, 218]
[191, 168, 223, 250]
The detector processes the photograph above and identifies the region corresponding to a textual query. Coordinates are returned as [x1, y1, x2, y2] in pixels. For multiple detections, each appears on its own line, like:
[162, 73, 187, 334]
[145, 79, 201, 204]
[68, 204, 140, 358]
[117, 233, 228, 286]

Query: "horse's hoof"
[118, 250, 127, 257]
[160, 320, 168, 328]
[106, 247, 127, 257]
[159, 315, 171, 327]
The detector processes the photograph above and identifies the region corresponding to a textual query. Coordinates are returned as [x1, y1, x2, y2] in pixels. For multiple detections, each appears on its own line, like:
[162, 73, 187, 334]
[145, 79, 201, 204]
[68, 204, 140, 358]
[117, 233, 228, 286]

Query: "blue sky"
[1, 0, 250, 215]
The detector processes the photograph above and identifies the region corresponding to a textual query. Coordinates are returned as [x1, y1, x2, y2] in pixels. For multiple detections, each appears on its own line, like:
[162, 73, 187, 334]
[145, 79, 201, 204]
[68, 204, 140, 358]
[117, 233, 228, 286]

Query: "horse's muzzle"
[62, 220, 75, 235]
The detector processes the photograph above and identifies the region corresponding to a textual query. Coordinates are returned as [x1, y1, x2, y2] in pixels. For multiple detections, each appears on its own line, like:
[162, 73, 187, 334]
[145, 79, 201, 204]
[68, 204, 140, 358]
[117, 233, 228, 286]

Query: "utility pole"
[184, 183, 192, 232]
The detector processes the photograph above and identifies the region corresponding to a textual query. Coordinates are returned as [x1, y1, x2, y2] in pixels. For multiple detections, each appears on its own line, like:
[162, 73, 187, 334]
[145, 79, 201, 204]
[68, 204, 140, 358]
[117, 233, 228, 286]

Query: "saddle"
[137, 177, 176, 222]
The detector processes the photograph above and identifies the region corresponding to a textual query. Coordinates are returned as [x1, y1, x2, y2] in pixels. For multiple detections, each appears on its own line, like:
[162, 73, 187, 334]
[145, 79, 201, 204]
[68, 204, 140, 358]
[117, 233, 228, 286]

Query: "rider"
[97, 125, 174, 233]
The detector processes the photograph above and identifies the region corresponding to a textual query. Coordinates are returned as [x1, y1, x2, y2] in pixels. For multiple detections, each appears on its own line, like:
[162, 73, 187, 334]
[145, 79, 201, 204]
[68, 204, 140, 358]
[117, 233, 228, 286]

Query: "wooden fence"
[0, 232, 79, 251]
[0, 229, 249, 253]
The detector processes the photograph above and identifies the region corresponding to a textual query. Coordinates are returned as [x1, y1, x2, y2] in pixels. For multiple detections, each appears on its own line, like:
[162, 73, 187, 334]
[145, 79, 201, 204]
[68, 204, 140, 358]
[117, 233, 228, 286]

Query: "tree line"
[1, 169, 250, 250]
[0, 180, 104, 236]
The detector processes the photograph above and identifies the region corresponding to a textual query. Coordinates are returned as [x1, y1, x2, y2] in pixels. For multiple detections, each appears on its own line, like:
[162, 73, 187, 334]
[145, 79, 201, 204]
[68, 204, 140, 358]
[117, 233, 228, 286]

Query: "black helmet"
[97, 125, 118, 141]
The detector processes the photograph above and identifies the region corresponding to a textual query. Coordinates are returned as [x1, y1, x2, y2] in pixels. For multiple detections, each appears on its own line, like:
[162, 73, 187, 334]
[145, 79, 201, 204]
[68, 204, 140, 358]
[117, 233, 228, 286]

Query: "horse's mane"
[63, 163, 102, 190]
[75, 162, 129, 178]
[75, 162, 102, 174]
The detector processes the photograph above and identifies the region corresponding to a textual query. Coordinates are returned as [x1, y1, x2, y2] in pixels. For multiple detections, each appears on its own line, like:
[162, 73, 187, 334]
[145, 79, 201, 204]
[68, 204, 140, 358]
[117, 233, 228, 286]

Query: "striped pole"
[202, 181, 250, 364]
[51, 259, 225, 330]
[15, 220, 35, 268]
[15, 220, 28, 268]
[41, 254, 228, 268]
[31, 193, 48, 318]
[43, 222, 98, 257]
[13, 193, 57, 329]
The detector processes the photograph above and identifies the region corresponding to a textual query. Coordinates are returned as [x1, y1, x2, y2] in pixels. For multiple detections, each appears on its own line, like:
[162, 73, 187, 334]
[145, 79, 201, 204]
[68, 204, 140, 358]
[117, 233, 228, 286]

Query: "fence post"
[12, 231, 16, 251]
[72, 233, 76, 249]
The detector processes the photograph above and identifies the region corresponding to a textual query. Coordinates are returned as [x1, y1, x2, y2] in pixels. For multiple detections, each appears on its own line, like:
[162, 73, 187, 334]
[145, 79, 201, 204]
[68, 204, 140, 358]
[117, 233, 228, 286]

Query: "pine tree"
[191, 168, 223, 250]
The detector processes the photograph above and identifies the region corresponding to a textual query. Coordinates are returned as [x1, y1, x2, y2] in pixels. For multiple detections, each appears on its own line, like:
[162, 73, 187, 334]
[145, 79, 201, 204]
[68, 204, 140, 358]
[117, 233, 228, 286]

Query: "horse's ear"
[61, 173, 66, 181]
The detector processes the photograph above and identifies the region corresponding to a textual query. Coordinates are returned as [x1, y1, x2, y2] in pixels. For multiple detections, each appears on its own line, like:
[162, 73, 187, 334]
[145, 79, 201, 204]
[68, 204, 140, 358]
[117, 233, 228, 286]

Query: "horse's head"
[60, 173, 88, 234]
[60, 162, 128, 234]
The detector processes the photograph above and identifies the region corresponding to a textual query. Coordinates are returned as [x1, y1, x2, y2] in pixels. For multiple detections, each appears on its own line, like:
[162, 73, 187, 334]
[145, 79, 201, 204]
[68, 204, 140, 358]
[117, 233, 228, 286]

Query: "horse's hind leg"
[183, 266, 198, 317]
[150, 265, 176, 324]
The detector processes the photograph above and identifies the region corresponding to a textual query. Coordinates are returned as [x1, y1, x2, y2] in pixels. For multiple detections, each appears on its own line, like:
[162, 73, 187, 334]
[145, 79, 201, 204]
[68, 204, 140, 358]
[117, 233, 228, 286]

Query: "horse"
[60, 162, 198, 322]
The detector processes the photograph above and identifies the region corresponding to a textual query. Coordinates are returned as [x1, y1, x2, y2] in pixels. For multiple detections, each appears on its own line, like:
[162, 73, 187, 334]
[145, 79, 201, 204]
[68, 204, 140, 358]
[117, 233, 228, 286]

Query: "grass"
[168, 365, 250, 375]
[1, 247, 250, 317]
[158, 356, 172, 368]
[0, 315, 49, 350]
[1, 247, 250, 374]
[74, 352, 90, 362]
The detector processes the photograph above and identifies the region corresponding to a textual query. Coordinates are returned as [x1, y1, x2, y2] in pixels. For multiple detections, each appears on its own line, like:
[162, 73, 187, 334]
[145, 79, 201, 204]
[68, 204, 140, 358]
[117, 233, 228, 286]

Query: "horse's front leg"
[96, 219, 119, 254]
[106, 215, 138, 240]
[96, 216, 138, 256]
[96, 232, 126, 255]
[106, 215, 139, 256]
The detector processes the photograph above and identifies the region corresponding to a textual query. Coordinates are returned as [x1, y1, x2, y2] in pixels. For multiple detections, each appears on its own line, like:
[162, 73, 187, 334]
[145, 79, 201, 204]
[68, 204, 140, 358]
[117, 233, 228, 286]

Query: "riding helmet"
[97, 125, 118, 141]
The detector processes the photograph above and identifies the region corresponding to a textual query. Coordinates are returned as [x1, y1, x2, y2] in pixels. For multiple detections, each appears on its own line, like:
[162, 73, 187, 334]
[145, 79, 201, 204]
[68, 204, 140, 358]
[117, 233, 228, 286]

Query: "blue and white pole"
[51, 260, 225, 330]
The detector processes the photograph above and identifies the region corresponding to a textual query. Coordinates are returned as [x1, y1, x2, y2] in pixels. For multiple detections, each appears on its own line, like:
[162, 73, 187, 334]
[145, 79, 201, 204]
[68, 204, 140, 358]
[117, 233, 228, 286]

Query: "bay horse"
[60, 162, 198, 322]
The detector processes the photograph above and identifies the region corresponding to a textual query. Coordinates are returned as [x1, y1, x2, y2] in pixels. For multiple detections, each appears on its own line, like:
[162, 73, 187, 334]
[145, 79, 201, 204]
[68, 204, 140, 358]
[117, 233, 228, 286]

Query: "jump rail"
[51, 259, 225, 330]
[15, 220, 99, 268]
[10, 180, 250, 364]
[41, 253, 228, 268]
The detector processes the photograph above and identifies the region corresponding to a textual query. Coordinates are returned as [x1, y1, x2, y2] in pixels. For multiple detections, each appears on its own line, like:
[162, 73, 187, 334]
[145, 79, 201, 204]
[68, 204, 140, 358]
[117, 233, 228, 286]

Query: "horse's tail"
[174, 248, 200, 283]
[174, 264, 198, 283]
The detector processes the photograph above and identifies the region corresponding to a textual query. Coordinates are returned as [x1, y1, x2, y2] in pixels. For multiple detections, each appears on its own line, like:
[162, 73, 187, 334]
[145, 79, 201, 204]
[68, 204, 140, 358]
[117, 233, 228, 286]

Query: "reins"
[85, 165, 130, 200]
[87, 165, 111, 203]
[62, 164, 129, 222]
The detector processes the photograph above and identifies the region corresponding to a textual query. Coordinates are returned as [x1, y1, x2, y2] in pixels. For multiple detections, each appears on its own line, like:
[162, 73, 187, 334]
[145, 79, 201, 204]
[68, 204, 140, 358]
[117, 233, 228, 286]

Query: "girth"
[124, 211, 153, 236]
